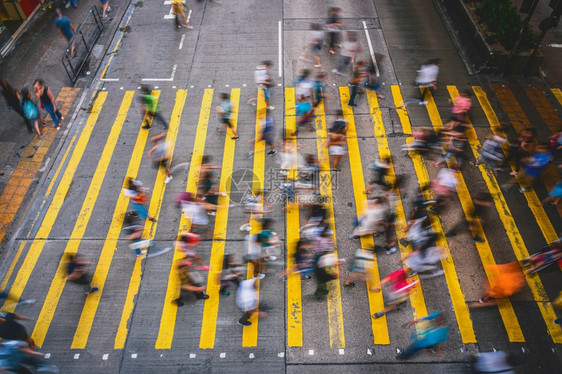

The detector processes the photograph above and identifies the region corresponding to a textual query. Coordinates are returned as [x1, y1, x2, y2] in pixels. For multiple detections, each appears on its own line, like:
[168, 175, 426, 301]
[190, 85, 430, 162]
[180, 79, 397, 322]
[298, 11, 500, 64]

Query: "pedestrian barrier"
[62, 6, 104, 83]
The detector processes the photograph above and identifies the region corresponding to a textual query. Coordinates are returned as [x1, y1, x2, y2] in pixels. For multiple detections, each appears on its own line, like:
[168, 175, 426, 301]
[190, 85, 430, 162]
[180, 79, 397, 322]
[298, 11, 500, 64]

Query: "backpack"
[22, 99, 37, 120]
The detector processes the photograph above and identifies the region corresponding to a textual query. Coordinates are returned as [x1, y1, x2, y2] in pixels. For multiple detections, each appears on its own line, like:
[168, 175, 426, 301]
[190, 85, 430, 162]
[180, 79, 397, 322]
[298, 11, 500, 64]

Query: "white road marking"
[38, 158, 51, 172]
[131, 354, 137, 358]
[338, 349, 344, 355]
[249, 353, 255, 359]
[179, 34, 186, 49]
[277, 352, 284, 358]
[103, 354, 108, 360]
[100, 78, 119, 82]
[142, 64, 177, 82]
[243, 84, 247, 87]
[173, 86, 176, 88]
[45, 353, 51, 359]
[120, 87, 124, 90]
[220, 353, 226, 358]
[74, 354, 80, 359]
[549, 44, 562, 48]
[367, 349, 373, 355]
[278, 20, 283, 77]
[308, 350, 314, 355]
[187, 9, 192, 22]
[189, 353, 196, 358]
[362, 20, 379, 77]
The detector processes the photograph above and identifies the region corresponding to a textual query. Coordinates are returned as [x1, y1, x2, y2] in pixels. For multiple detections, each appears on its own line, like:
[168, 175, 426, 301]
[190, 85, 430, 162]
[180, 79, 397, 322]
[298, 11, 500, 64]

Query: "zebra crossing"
[0, 83, 561, 360]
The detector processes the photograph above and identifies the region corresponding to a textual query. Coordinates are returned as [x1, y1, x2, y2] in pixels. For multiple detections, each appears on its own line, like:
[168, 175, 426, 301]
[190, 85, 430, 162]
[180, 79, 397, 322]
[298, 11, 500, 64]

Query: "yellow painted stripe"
[339, 87, 386, 344]
[71, 90, 156, 349]
[368, 90, 428, 322]
[45, 136, 76, 197]
[552, 88, 562, 106]
[115, 89, 187, 349]
[314, 101, 345, 348]
[414, 87, 477, 343]
[154, 89, 212, 349]
[284, 88, 303, 347]
[463, 86, 562, 343]
[472, 86, 559, 244]
[0, 242, 26, 293]
[391, 85, 411, 135]
[31, 91, 133, 347]
[198, 89, 240, 349]
[0, 93, 107, 313]
[242, 90, 266, 347]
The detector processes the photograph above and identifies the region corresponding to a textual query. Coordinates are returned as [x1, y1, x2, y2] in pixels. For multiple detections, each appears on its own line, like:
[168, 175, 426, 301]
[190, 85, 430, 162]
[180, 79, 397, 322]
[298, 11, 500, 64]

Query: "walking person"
[347, 59, 365, 107]
[139, 85, 169, 130]
[100, 0, 111, 19]
[396, 311, 449, 359]
[0, 79, 25, 121]
[65, 254, 99, 295]
[171, 0, 193, 29]
[219, 254, 244, 296]
[445, 192, 492, 243]
[313, 72, 329, 110]
[300, 23, 324, 68]
[415, 59, 441, 105]
[250, 61, 275, 110]
[19, 88, 42, 137]
[0, 312, 39, 349]
[33, 79, 63, 130]
[501, 143, 553, 193]
[216, 92, 239, 139]
[332, 31, 362, 76]
[174, 257, 209, 306]
[325, 111, 347, 171]
[55, 8, 76, 56]
[325, 7, 342, 55]
[237, 279, 269, 326]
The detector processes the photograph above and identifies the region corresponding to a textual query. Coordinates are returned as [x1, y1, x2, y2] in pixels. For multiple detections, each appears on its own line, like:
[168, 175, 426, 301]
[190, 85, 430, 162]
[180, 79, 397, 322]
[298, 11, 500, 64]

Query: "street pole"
[500, 0, 539, 77]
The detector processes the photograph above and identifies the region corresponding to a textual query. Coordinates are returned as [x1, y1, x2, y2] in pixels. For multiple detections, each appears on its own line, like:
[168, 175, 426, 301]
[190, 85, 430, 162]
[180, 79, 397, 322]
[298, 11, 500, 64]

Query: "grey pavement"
[0, 0, 561, 373]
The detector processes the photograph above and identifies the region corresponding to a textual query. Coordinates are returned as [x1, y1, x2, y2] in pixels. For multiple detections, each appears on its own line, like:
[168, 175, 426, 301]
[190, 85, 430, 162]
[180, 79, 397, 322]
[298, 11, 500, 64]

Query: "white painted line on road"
[103, 354, 108, 360]
[278, 20, 283, 77]
[189, 353, 196, 358]
[549, 44, 562, 48]
[74, 354, 80, 359]
[367, 349, 373, 355]
[208, 85, 212, 88]
[226, 84, 230, 87]
[190, 85, 194, 88]
[308, 350, 314, 355]
[277, 83, 282, 86]
[155, 86, 159, 89]
[243, 84, 247, 87]
[164, 0, 184, 4]
[187, 9, 192, 22]
[131, 354, 137, 358]
[142, 64, 177, 82]
[277, 352, 284, 358]
[100, 78, 119, 82]
[179, 34, 186, 49]
[338, 349, 345, 355]
[164, 1, 185, 20]
[120, 87, 124, 90]
[38, 158, 51, 172]
[249, 353, 255, 359]
[45, 353, 51, 359]
[220, 353, 226, 358]
[362, 20, 379, 77]
[173, 86, 176, 88]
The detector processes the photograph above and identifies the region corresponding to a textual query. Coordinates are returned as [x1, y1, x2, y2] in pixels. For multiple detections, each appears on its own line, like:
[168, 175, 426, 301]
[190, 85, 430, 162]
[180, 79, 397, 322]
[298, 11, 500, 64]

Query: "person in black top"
[0, 312, 38, 349]
[66, 254, 99, 294]
[445, 192, 492, 243]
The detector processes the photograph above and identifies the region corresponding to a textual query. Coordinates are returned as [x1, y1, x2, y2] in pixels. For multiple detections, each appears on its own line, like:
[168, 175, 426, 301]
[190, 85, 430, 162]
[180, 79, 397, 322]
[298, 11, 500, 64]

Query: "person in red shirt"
[371, 268, 417, 319]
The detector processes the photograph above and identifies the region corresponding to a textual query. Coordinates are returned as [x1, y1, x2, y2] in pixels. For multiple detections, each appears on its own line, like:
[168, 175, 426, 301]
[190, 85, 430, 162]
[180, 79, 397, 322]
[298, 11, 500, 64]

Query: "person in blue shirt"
[216, 92, 239, 139]
[397, 311, 449, 359]
[55, 8, 76, 56]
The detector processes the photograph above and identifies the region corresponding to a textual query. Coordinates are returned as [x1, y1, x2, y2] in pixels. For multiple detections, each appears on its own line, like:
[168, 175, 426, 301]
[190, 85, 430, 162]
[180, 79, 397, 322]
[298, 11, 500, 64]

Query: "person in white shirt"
[415, 58, 441, 104]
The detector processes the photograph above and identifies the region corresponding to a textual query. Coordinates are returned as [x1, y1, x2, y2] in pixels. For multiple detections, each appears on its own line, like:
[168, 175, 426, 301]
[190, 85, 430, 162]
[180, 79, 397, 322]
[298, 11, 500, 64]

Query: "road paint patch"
[362, 21, 379, 77]
[142, 64, 177, 82]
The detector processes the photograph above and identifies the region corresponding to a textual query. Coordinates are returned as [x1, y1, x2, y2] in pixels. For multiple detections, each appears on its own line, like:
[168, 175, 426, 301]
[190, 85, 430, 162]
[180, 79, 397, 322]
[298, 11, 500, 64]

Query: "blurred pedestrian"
[147, 132, 189, 184]
[415, 59, 441, 105]
[0, 340, 58, 373]
[469, 262, 525, 308]
[471, 134, 507, 175]
[34, 79, 63, 130]
[446, 192, 492, 243]
[216, 92, 239, 139]
[347, 59, 365, 107]
[313, 72, 328, 110]
[325, 112, 347, 171]
[174, 257, 209, 306]
[139, 85, 169, 130]
[396, 311, 449, 359]
[294, 69, 314, 101]
[19, 88, 42, 137]
[250, 61, 275, 110]
[364, 62, 385, 99]
[291, 94, 315, 136]
[101, 0, 112, 19]
[300, 23, 324, 68]
[371, 268, 417, 319]
[0, 312, 38, 349]
[219, 254, 244, 296]
[443, 89, 472, 131]
[65, 254, 99, 294]
[501, 143, 552, 193]
[325, 7, 342, 55]
[55, 9, 76, 56]
[237, 279, 268, 326]
[431, 130, 467, 171]
[176, 232, 210, 270]
[332, 31, 362, 76]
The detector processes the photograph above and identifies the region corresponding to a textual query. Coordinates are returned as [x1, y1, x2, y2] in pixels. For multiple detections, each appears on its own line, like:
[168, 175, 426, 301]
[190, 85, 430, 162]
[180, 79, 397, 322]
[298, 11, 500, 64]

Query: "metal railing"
[62, 6, 104, 83]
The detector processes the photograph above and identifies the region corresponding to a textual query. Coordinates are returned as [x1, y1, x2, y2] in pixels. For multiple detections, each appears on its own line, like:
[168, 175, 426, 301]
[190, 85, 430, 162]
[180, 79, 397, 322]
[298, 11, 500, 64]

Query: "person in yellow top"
[172, 0, 193, 30]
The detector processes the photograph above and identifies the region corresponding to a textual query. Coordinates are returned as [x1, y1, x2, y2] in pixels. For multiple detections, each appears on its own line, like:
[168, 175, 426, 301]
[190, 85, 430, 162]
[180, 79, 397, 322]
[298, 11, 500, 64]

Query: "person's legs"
[153, 111, 169, 129]
[348, 84, 358, 106]
[239, 310, 254, 325]
[397, 339, 425, 359]
[332, 155, 342, 170]
[42, 101, 60, 127]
